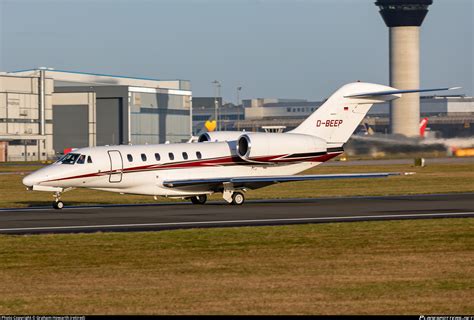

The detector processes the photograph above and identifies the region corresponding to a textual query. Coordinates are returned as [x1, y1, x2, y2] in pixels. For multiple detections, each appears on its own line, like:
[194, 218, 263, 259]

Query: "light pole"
[236, 86, 242, 106]
[212, 80, 221, 131]
[189, 96, 193, 138]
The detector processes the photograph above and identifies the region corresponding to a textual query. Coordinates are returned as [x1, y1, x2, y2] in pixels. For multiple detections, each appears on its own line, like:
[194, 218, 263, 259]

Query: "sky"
[0, 0, 472, 102]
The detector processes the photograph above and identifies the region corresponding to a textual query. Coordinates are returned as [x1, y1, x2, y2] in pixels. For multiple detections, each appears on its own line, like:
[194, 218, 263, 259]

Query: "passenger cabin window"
[168, 152, 174, 160]
[77, 154, 86, 164]
[196, 151, 202, 159]
[61, 153, 80, 165]
[141, 153, 147, 162]
[87, 156, 93, 163]
[182, 152, 188, 160]
[127, 154, 133, 162]
[155, 153, 161, 161]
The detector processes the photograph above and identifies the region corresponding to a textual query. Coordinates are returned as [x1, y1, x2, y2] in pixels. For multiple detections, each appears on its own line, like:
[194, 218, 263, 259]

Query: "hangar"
[0, 68, 192, 161]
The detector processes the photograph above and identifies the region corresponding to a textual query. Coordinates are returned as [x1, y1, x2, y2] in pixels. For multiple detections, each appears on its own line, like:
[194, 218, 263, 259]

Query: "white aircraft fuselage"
[24, 142, 340, 197]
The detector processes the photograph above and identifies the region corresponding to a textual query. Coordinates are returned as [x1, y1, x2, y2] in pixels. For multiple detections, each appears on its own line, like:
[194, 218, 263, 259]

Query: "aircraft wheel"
[231, 192, 245, 205]
[53, 201, 64, 210]
[190, 195, 207, 205]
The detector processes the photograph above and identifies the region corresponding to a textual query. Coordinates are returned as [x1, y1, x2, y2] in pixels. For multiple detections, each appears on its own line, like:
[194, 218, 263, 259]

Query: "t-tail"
[290, 82, 459, 147]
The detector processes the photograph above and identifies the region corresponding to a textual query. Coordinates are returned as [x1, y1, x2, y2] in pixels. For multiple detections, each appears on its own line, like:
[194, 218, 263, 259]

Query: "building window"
[169, 152, 174, 160]
[141, 154, 147, 162]
[182, 152, 188, 160]
[155, 153, 161, 161]
[127, 154, 133, 162]
[196, 151, 202, 159]
[287, 107, 291, 112]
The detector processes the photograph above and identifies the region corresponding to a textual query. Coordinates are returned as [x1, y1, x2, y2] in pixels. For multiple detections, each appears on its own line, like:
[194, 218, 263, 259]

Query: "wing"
[163, 172, 413, 190]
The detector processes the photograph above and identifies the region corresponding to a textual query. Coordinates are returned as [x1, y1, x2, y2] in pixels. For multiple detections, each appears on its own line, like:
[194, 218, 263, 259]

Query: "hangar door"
[97, 98, 123, 146]
[53, 105, 89, 153]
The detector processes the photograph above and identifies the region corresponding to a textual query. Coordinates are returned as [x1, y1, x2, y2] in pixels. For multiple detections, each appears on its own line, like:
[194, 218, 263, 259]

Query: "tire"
[53, 201, 64, 210]
[190, 195, 207, 205]
[231, 192, 245, 205]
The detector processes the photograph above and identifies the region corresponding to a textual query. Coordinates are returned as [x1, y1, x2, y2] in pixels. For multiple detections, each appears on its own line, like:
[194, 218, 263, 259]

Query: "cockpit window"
[61, 153, 80, 165]
[77, 155, 86, 164]
[55, 154, 68, 163]
[87, 156, 93, 163]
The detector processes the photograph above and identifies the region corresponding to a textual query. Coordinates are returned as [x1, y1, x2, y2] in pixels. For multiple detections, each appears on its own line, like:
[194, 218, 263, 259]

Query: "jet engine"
[237, 133, 327, 163]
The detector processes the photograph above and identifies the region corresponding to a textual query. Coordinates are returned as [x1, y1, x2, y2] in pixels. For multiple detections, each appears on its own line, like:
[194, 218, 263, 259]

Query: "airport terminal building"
[0, 69, 191, 161]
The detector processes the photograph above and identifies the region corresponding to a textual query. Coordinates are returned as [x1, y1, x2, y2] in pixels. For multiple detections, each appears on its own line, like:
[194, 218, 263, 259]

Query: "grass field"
[0, 218, 473, 314]
[1, 160, 473, 314]
[0, 161, 473, 208]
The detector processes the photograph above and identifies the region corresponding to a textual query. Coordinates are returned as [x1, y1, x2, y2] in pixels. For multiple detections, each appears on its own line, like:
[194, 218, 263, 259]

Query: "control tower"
[375, 0, 433, 137]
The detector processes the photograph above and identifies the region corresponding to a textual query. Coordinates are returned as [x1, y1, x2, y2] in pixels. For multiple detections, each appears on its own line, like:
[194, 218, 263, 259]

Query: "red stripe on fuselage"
[44, 152, 342, 183]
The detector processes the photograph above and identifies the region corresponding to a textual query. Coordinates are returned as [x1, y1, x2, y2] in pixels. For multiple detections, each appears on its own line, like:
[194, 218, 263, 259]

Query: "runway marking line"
[0, 211, 473, 232]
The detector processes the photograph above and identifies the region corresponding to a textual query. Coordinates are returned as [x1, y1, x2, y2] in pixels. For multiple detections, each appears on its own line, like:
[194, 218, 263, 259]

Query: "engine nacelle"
[237, 133, 327, 163]
[198, 131, 243, 142]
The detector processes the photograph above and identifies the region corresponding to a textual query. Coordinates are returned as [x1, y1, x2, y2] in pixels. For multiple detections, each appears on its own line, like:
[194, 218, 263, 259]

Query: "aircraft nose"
[22, 173, 41, 187]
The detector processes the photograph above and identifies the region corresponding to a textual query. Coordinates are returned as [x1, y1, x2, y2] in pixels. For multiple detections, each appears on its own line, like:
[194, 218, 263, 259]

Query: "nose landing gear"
[53, 200, 64, 210]
[52, 191, 64, 210]
[50, 188, 73, 210]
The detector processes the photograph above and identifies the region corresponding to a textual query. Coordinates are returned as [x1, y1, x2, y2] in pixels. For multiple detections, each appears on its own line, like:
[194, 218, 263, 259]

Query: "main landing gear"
[189, 190, 246, 205]
[230, 192, 245, 205]
[190, 195, 207, 205]
[52, 191, 64, 210]
[223, 183, 245, 205]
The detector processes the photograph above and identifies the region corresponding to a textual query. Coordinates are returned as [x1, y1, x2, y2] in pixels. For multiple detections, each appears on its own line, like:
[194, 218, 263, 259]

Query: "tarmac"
[0, 193, 473, 235]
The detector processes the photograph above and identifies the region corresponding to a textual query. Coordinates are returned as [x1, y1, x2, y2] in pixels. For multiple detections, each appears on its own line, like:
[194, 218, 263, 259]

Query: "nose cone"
[22, 172, 41, 187]
[22, 164, 65, 188]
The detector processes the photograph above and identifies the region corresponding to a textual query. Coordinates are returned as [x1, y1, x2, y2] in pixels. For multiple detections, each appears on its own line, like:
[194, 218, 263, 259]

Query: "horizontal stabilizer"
[344, 87, 461, 98]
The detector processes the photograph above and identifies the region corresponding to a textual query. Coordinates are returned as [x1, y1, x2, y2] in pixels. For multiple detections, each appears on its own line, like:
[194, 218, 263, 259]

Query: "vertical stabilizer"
[419, 117, 428, 138]
[290, 82, 397, 146]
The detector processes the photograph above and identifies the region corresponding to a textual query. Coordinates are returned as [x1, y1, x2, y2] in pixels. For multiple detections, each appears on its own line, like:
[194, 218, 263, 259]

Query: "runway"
[0, 193, 473, 235]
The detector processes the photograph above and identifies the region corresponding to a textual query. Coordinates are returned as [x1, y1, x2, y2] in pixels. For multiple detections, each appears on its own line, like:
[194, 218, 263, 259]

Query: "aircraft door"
[108, 150, 123, 183]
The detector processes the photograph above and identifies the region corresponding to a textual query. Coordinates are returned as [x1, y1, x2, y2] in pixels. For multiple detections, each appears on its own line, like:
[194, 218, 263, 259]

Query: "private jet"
[23, 82, 457, 209]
